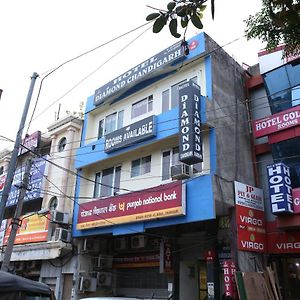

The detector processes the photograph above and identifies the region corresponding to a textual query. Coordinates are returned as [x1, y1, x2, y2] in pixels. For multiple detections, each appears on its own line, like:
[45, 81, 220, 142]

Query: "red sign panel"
[113, 252, 160, 268]
[223, 260, 237, 299]
[236, 205, 266, 232]
[253, 107, 300, 138]
[267, 232, 300, 254]
[77, 181, 186, 230]
[237, 230, 267, 253]
[293, 188, 300, 214]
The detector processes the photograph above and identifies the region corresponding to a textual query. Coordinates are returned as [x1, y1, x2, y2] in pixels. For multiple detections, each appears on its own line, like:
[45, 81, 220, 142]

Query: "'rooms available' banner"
[234, 181, 266, 253]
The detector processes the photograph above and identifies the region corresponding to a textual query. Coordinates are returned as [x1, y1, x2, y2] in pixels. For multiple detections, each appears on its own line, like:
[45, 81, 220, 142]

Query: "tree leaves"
[153, 15, 167, 33]
[146, 0, 209, 39]
[146, 12, 160, 21]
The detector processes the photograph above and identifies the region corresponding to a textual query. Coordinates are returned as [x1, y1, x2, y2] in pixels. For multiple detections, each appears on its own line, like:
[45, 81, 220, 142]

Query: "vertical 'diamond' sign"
[178, 80, 203, 165]
[267, 162, 294, 215]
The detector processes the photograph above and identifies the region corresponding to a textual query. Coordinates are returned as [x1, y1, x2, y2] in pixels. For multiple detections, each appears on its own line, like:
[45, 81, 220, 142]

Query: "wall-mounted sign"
[104, 116, 156, 153]
[4, 213, 49, 245]
[77, 181, 186, 230]
[234, 181, 266, 253]
[253, 106, 300, 138]
[223, 260, 237, 299]
[0, 220, 7, 247]
[18, 131, 41, 156]
[267, 163, 294, 215]
[94, 42, 185, 106]
[292, 188, 300, 214]
[178, 80, 202, 165]
[6, 156, 47, 207]
[113, 252, 160, 268]
[160, 240, 173, 274]
[267, 232, 300, 254]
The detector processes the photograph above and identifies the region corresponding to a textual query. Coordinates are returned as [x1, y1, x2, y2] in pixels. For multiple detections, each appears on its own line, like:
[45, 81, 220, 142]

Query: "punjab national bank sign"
[77, 181, 186, 230]
[178, 80, 203, 165]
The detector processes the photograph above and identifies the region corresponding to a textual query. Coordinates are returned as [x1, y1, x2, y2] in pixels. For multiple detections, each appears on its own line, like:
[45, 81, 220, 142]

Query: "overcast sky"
[0, 0, 264, 152]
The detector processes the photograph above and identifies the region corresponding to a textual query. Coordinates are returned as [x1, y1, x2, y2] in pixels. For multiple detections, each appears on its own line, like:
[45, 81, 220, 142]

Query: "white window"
[101, 110, 124, 137]
[162, 76, 198, 113]
[132, 95, 153, 119]
[131, 155, 151, 177]
[94, 166, 121, 198]
[162, 147, 179, 180]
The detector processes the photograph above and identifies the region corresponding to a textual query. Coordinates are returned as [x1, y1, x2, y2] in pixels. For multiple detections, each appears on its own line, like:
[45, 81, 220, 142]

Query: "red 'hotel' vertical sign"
[223, 260, 237, 299]
[234, 181, 266, 253]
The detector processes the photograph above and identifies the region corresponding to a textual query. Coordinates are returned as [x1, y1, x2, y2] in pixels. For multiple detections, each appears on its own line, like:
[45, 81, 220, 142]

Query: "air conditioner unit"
[79, 276, 97, 292]
[51, 211, 69, 224]
[171, 163, 191, 180]
[26, 260, 37, 270]
[114, 237, 127, 250]
[97, 272, 112, 287]
[131, 235, 147, 249]
[97, 255, 113, 270]
[82, 238, 99, 253]
[14, 261, 24, 272]
[54, 228, 71, 243]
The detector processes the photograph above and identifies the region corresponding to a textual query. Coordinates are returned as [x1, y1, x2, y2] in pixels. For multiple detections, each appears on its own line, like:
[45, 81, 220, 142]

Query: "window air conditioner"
[114, 237, 127, 250]
[171, 163, 191, 180]
[82, 238, 99, 253]
[14, 261, 24, 272]
[26, 260, 37, 270]
[131, 235, 147, 249]
[79, 276, 97, 292]
[51, 211, 69, 224]
[97, 272, 112, 287]
[97, 255, 113, 270]
[54, 228, 71, 243]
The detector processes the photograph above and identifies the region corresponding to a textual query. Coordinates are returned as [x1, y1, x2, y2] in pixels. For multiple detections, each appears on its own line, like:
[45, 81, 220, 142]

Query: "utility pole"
[0, 73, 38, 228]
[1, 158, 32, 271]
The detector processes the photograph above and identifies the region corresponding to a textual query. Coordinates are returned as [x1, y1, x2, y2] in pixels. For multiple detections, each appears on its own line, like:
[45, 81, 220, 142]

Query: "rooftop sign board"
[93, 33, 205, 106]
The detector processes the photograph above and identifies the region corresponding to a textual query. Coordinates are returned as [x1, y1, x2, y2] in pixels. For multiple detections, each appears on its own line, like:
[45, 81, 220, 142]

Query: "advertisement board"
[234, 181, 266, 253]
[4, 213, 49, 245]
[18, 131, 41, 156]
[267, 163, 294, 214]
[178, 80, 202, 165]
[77, 181, 186, 230]
[6, 157, 47, 207]
[267, 231, 300, 254]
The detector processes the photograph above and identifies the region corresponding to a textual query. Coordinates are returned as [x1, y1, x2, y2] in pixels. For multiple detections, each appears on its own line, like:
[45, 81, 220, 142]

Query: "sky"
[0, 0, 264, 152]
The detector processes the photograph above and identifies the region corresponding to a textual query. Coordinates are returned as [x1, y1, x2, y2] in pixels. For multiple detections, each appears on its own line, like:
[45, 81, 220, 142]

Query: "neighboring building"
[0, 113, 83, 300]
[247, 47, 300, 299]
[72, 32, 256, 300]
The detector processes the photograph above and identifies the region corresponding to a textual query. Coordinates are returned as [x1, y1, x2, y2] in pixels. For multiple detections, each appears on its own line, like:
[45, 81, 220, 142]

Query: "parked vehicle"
[0, 270, 55, 299]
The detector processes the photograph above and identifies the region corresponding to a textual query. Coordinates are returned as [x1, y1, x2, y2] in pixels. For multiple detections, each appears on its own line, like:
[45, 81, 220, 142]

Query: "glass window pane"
[148, 95, 153, 112]
[98, 119, 104, 139]
[171, 80, 186, 109]
[141, 155, 151, 175]
[172, 147, 180, 165]
[162, 90, 170, 113]
[100, 167, 114, 197]
[114, 166, 121, 194]
[105, 113, 117, 134]
[292, 85, 300, 107]
[93, 172, 101, 198]
[162, 151, 171, 180]
[117, 110, 124, 129]
[131, 159, 140, 177]
[132, 98, 147, 118]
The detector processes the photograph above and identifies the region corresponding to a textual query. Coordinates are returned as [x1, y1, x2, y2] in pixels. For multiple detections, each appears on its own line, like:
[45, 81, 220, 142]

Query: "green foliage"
[245, 0, 300, 58]
[146, 0, 214, 39]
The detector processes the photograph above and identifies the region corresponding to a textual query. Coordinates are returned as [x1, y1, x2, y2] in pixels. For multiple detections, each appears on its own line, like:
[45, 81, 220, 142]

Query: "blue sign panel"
[267, 162, 294, 215]
[6, 157, 47, 207]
